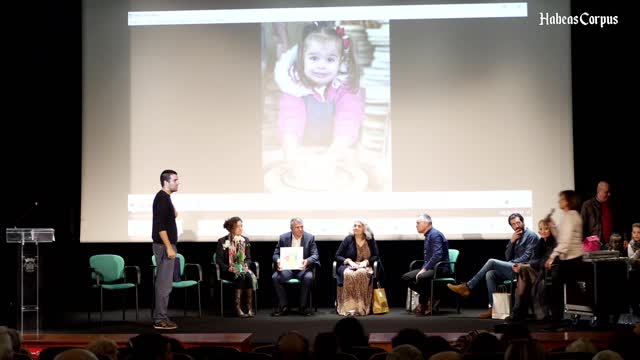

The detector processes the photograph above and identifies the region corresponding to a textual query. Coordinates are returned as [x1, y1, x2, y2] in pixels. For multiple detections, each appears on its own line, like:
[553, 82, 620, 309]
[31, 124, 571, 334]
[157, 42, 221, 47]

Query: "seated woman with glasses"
[335, 220, 381, 316]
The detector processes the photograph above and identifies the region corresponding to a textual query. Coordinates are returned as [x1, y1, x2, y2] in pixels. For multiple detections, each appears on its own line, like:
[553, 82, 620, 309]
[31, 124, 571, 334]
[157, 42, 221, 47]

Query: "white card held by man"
[280, 247, 304, 270]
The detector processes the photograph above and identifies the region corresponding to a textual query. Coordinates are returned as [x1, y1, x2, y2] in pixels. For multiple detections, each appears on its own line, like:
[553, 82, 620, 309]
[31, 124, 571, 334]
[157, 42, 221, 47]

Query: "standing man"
[272, 218, 320, 316]
[447, 213, 538, 318]
[152, 169, 179, 330]
[401, 214, 450, 316]
[581, 181, 614, 248]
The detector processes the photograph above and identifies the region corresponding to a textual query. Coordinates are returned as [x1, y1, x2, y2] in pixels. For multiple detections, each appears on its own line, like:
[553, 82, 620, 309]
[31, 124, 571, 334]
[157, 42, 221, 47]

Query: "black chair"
[332, 260, 381, 312]
[407, 249, 460, 314]
[185, 346, 240, 360]
[212, 253, 260, 317]
[271, 261, 318, 313]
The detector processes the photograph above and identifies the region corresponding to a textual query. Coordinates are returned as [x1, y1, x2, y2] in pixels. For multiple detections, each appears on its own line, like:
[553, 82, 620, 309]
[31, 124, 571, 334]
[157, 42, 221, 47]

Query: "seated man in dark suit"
[272, 217, 320, 316]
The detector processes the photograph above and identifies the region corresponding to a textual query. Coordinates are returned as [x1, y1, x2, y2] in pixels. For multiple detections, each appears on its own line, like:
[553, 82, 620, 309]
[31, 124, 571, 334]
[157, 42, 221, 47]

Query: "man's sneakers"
[153, 318, 177, 330]
[447, 283, 471, 297]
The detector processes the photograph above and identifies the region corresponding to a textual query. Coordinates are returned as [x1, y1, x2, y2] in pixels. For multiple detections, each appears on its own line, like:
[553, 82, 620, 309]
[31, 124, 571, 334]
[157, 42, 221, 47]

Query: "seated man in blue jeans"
[447, 213, 538, 318]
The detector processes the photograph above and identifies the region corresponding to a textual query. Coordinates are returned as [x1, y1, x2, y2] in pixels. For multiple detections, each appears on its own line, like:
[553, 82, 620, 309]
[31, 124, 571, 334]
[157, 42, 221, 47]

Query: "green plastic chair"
[88, 254, 140, 322]
[503, 278, 517, 292]
[408, 249, 460, 315]
[271, 261, 318, 313]
[212, 253, 259, 317]
[151, 253, 203, 317]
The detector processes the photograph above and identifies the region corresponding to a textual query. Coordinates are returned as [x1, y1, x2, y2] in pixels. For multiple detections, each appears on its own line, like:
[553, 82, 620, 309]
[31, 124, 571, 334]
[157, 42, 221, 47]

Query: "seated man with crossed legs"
[447, 213, 538, 318]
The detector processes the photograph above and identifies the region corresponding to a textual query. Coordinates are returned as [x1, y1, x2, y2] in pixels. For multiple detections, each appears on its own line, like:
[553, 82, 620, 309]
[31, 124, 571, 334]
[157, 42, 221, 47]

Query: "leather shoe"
[271, 306, 289, 317]
[505, 314, 524, 322]
[479, 308, 493, 319]
[447, 283, 471, 297]
[299, 307, 313, 316]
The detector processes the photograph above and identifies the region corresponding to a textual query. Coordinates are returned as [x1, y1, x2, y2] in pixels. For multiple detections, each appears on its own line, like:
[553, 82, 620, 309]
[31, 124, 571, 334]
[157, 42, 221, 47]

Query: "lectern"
[6, 228, 55, 334]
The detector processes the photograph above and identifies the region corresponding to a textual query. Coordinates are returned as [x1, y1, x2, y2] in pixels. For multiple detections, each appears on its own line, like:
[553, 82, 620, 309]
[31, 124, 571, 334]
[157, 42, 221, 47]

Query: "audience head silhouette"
[86, 337, 118, 360]
[428, 351, 462, 360]
[422, 336, 452, 360]
[391, 328, 429, 357]
[499, 323, 531, 348]
[565, 338, 597, 354]
[592, 350, 623, 360]
[128, 333, 172, 360]
[53, 349, 98, 360]
[504, 339, 545, 360]
[387, 344, 424, 360]
[467, 332, 502, 354]
[273, 331, 309, 360]
[313, 332, 338, 359]
[0, 327, 12, 360]
[333, 317, 368, 351]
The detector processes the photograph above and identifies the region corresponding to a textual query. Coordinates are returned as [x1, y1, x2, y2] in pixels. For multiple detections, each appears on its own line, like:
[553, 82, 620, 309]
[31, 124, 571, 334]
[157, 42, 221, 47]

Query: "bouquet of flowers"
[232, 236, 247, 274]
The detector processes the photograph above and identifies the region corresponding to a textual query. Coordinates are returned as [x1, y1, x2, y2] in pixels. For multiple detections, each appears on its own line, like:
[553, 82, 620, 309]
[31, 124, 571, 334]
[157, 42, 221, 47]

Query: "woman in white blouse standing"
[545, 190, 584, 329]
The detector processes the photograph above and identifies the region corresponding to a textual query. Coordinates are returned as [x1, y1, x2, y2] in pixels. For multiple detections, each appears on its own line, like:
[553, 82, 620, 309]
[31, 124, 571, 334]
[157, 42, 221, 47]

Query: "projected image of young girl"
[277, 21, 363, 157]
[262, 21, 391, 193]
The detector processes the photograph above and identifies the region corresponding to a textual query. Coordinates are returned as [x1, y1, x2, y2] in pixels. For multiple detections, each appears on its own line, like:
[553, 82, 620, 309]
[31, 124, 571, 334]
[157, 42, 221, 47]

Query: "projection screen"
[81, 0, 573, 242]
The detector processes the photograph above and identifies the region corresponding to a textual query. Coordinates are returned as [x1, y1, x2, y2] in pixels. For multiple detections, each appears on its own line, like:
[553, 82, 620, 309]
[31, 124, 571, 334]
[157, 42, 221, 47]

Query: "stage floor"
[42, 307, 637, 345]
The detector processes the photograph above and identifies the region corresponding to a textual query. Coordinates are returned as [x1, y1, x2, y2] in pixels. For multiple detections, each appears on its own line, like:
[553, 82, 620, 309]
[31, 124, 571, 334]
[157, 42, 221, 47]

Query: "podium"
[6, 228, 55, 334]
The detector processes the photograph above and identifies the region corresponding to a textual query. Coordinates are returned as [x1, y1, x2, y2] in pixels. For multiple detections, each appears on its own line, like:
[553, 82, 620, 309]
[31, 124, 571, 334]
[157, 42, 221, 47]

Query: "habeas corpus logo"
[539, 12, 618, 27]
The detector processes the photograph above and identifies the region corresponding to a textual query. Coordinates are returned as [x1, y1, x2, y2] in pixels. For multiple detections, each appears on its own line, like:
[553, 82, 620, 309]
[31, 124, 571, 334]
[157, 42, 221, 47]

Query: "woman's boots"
[234, 289, 248, 318]
[245, 288, 255, 317]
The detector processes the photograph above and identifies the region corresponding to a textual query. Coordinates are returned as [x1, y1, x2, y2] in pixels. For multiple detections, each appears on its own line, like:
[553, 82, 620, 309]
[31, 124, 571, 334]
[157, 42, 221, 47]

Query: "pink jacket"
[278, 85, 364, 146]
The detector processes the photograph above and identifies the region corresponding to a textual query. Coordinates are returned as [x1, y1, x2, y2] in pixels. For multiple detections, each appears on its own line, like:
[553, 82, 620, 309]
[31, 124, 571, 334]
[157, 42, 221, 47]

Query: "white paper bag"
[492, 292, 511, 319]
[405, 288, 420, 312]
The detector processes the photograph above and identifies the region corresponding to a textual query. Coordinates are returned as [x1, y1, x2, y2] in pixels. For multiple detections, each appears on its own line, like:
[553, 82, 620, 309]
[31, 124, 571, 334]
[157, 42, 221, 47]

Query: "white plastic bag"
[405, 288, 420, 312]
[492, 292, 511, 320]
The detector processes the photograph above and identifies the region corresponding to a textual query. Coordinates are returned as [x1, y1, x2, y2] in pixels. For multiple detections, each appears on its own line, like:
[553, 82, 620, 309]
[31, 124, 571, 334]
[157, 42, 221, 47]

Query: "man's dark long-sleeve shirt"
[505, 228, 538, 263]
[152, 190, 177, 244]
[422, 227, 450, 271]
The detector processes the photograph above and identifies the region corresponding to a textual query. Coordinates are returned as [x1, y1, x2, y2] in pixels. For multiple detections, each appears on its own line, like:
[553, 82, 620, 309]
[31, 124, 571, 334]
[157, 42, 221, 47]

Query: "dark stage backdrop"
[2, 1, 635, 328]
